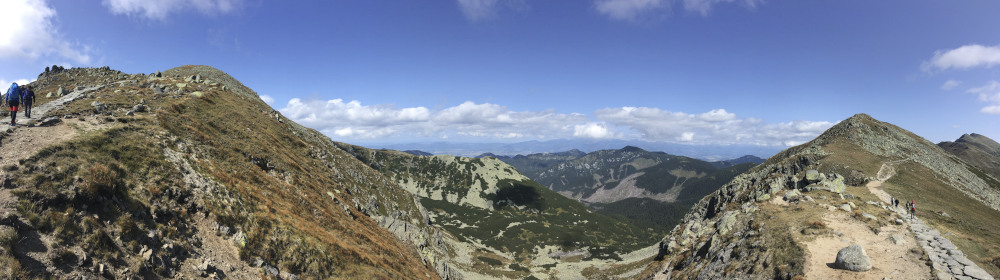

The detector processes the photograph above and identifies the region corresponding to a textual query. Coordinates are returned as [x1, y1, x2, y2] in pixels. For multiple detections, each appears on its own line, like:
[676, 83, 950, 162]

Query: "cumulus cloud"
[940, 79, 962, 90]
[280, 99, 586, 140]
[574, 122, 614, 139]
[280, 97, 832, 146]
[456, 0, 524, 21]
[594, 0, 760, 21]
[594, 107, 834, 145]
[0, 0, 91, 65]
[924, 44, 1000, 72]
[103, 0, 245, 20]
[967, 81, 1000, 115]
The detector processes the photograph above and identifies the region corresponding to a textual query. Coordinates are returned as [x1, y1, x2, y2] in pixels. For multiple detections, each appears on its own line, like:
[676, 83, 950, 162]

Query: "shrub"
[807, 220, 827, 229]
[82, 163, 121, 197]
[0, 254, 25, 279]
[0, 227, 17, 251]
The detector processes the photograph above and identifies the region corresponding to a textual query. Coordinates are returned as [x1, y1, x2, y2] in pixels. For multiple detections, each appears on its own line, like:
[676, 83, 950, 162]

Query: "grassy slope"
[154, 72, 437, 278]
[7, 66, 439, 279]
[594, 163, 757, 233]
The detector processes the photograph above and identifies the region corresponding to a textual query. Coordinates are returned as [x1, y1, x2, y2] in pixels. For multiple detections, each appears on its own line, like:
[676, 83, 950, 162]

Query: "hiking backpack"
[6, 83, 20, 102]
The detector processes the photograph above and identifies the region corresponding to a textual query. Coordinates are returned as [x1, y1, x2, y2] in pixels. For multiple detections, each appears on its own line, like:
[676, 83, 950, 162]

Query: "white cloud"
[594, 0, 667, 21]
[924, 44, 1000, 72]
[0, 0, 91, 65]
[682, 0, 762, 16]
[103, 0, 245, 21]
[574, 122, 614, 139]
[967, 81, 1000, 114]
[280, 99, 586, 140]
[981, 106, 1000, 115]
[280, 97, 832, 146]
[594, 107, 833, 146]
[259, 94, 274, 105]
[594, 0, 760, 21]
[456, 0, 524, 21]
[940, 79, 962, 90]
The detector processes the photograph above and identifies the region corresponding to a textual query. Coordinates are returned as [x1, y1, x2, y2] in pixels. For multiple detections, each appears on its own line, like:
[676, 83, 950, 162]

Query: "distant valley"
[480, 147, 762, 232]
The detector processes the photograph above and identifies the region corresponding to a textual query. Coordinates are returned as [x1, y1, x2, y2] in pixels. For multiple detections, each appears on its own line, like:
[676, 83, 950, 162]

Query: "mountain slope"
[940, 133, 1000, 183]
[527, 146, 747, 204]
[1, 66, 447, 279]
[335, 145, 662, 279]
[640, 113, 1000, 279]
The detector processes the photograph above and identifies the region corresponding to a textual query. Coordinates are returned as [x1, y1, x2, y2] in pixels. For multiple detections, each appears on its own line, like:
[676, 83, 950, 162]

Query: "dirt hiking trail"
[802, 161, 995, 280]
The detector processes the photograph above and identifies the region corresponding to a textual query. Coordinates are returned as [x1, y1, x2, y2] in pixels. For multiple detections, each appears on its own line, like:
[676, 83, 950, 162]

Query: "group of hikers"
[3, 82, 37, 126]
[890, 197, 917, 219]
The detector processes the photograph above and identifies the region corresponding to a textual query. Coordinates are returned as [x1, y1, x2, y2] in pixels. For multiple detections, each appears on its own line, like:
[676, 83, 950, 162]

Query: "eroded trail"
[802, 211, 928, 280]
[802, 161, 930, 280]
[803, 161, 996, 280]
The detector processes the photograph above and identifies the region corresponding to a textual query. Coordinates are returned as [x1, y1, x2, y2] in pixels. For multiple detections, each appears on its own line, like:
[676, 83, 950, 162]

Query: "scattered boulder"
[191, 91, 204, 98]
[835, 244, 872, 272]
[840, 204, 852, 212]
[38, 117, 62, 127]
[784, 189, 802, 202]
[756, 193, 771, 202]
[57, 87, 65, 96]
[91, 101, 106, 114]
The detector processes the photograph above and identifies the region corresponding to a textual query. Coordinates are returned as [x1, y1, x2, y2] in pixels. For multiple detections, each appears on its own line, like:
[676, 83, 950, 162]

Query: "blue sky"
[1, 0, 998, 148]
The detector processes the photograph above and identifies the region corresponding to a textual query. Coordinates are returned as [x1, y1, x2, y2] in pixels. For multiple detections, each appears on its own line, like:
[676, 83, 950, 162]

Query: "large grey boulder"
[835, 244, 872, 271]
[806, 170, 822, 182]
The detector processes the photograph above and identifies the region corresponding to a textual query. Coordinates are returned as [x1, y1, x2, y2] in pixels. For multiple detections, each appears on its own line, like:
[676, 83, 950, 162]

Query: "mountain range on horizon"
[371, 139, 785, 162]
[0, 65, 998, 279]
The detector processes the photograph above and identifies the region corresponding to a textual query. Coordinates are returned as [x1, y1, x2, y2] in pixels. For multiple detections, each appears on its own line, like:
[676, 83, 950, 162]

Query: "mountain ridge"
[640, 113, 1000, 279]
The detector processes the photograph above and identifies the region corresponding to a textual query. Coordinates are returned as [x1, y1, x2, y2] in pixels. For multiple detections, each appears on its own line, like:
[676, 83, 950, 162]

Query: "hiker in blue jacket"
[5, 83, 21, 125]
[22, 85, 35, 118]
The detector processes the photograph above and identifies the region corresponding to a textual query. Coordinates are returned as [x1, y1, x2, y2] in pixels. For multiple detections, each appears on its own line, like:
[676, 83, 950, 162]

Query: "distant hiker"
[910, 199, 916, 219]
[5, 83, 21, 125]
[22, 85, 35, 118]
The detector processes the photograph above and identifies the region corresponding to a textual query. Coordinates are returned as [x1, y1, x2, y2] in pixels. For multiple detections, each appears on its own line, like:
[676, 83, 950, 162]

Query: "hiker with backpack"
[5, 83, 21, 125]
[22, 85, 35, 118]
[910, 199, 916, 220]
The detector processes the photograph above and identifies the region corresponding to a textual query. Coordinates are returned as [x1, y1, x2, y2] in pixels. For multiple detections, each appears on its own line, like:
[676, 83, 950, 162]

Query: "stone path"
[872, 161, 994, 280]
[0, 85, 100, 131]
[896, 207, 994, 280]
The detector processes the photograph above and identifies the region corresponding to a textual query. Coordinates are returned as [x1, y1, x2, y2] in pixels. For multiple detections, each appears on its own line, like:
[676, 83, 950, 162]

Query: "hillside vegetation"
[336, 144, 663, 278]
[1, 66, 446, 279]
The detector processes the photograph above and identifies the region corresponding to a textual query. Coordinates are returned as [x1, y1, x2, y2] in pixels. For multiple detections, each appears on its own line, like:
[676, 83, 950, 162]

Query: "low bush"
[82, 163, 122, 198]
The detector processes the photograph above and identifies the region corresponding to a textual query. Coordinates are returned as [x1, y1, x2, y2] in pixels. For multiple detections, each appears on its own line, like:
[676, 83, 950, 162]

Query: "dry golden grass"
[155, 80, 438, 278]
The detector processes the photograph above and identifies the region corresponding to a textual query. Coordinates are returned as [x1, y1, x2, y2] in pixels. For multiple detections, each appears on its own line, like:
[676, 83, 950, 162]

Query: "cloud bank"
[279, 98, 833, 146]
[103, 0, 246, 20]
[0, 0, 91, 65]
